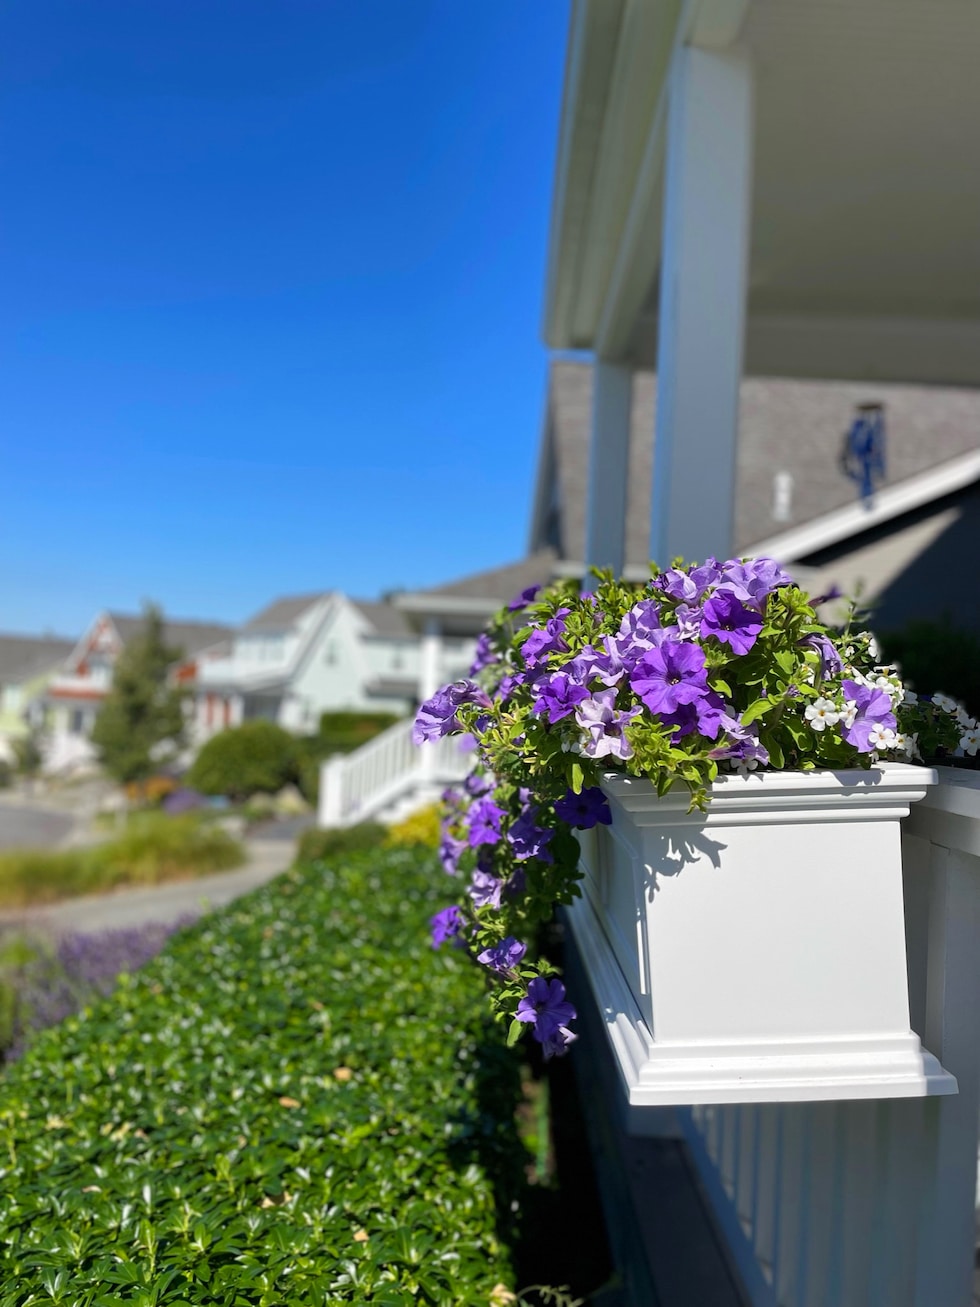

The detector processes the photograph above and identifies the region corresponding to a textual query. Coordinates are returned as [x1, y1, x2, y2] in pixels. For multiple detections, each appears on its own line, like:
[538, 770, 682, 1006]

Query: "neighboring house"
[193, 591, 463, 740]
[0, 634, 76, 763]
[40, 611, 232, 773]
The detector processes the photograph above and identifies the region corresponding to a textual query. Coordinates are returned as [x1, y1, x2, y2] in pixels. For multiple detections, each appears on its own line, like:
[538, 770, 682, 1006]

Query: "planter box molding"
[568, 764, 956, 1105]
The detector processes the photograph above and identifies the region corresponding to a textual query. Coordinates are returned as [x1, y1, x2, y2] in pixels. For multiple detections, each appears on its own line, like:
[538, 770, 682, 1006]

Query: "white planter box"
[567, 763, 957, 1105]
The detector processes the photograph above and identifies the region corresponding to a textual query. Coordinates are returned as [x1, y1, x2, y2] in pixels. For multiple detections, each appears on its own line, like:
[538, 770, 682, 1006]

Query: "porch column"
[584, 360, 633, 574]
[650, 44, 753, 565]
[419, 618, 442, 702]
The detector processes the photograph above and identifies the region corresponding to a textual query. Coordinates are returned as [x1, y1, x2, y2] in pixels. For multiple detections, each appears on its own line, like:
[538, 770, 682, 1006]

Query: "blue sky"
[0, 1, 570, 635]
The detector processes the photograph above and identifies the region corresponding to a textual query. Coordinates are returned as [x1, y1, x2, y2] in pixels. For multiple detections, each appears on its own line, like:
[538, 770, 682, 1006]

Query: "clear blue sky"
[0, 1, 570, 635]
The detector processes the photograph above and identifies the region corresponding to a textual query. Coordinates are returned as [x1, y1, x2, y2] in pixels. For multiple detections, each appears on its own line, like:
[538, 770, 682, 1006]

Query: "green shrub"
[296, 822, 386, 863]
[878, 617, 980, 719]
[0, 813, 243, 908]
[0, 847, 527, 1302]
[188, 720, 300, 800]
[317, 710, 402, 754]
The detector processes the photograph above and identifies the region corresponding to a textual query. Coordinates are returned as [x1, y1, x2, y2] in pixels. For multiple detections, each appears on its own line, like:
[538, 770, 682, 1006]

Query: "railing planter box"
[567, 762, 957, 1105]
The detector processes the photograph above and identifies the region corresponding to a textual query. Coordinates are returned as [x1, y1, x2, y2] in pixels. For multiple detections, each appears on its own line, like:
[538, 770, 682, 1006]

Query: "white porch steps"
[317, 718, 468, 828]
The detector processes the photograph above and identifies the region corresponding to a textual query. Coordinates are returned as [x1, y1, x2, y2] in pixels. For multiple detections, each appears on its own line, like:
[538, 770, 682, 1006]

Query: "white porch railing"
[676, 768, 980, 1307]
[317, 718, 469, 827]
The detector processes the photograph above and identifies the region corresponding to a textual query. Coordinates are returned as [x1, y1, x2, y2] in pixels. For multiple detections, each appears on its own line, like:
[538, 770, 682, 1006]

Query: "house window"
[391, 645, 404, 671]
[70, 709, 85, 735]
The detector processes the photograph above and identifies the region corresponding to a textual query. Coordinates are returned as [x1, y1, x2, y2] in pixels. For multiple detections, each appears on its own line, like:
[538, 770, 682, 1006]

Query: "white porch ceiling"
[546, 0, 980, 384]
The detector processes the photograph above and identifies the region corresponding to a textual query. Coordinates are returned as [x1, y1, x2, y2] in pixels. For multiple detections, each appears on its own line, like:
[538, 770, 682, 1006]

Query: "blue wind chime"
[840, 403, 886, 503]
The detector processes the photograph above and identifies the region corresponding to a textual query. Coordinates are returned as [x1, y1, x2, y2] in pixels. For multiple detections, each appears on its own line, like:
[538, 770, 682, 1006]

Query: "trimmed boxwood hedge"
[0, 848, 529, 1304]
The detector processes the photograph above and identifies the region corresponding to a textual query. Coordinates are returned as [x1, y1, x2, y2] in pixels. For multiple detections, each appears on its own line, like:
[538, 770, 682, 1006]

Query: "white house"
[193, 591, 477, 741]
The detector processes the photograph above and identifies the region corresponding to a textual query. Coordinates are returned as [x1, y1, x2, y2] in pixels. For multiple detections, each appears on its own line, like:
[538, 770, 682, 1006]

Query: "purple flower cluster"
[5, 917, 195, 1062]
[516, 977, 577, 1059]
[412, 680, 490, 746]
[416, 553, 907, 1064]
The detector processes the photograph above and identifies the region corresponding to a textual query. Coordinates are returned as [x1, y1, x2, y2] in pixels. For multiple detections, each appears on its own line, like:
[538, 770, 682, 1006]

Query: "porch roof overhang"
[546, 0, 980, 386]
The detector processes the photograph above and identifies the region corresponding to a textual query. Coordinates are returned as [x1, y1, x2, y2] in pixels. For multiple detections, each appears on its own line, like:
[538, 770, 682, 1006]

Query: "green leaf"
[740, 697, 773, 726]
[507, 1018, 524, 1047]
[570, 761, 585, 795]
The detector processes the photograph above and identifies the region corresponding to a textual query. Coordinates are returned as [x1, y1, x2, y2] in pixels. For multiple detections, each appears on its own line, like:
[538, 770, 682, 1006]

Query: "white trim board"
[747, 448, 980, 564]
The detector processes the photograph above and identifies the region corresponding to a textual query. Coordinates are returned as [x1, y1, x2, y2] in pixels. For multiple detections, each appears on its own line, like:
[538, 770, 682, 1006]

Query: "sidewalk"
[0, 838, 295, 936]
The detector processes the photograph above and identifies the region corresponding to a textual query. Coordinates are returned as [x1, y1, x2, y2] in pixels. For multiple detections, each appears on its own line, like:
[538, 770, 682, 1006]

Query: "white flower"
[959, 728, 980, 756]
[933, 692, 958, 713]
[867, 635, 881, 659]
[902, 689, 918, 705]
[868, 723, 898, 750]
[955, 706, 976, 729]
[839, 699, 858, 728]
[735, 757, 760, 776]
[804, 698, 840, 731]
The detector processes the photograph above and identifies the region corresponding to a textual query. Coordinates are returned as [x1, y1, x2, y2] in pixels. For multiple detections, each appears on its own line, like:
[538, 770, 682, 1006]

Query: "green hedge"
[188, 721, 300, 801]
[0, 847, 527, 1304]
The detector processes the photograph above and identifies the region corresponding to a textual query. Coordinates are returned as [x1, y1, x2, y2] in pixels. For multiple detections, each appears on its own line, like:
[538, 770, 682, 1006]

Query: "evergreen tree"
[91, 605, 187, 784]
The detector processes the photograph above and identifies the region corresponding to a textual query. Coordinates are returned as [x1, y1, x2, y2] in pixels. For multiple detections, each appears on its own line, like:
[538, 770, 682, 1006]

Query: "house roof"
[107, 614, 234, 658]
[531, 360, 980, 566]
[0, 634, 75, 684]
[349, 600, 414, 639]
[399, 550, 561, 610]
[240, 594, 330, 633]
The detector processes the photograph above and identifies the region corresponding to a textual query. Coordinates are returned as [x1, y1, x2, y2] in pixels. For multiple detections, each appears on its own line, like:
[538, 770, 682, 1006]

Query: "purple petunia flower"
[575, 690, 642, 761]
[496, 673, 524, 704]
[616, 600, 662, 650]
[516, 977, 578, 1059]
[553, 786, 612, 829]
[463, 770, 493, 797]
[477, 936, 527, 974]
[800, 633, 844, 681]
[630, 639, 709, 715]
[700, 590, 763, 656]
[532, 672, 590, 724]
[413, 680, 490, 745]
[839, 680, 897, 753]
[521, 612, 570, 668]
[672, 603, 704, 639]
[659, 690, 729, 740]
[507, 809, 554, 863]
[469, 633, 498, 675]
[717, 557, 792, 609]
[469, 868, 503, 910]
[466, 797, 506, 847]
[508, 583, 542, 612]
[438, 833, 466, 876]
[430, 906, 463, 949]
[659, 558, 722, 603]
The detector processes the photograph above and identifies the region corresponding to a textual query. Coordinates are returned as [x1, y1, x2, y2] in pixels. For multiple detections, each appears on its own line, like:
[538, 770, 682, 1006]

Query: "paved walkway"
[0, 839, 295, 936]
[0, 801, 74, 850]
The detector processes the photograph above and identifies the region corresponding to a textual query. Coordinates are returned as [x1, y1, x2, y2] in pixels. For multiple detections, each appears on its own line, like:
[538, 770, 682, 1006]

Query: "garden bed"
[0, 811, 243, 908]
[0, 846, 535, 1304]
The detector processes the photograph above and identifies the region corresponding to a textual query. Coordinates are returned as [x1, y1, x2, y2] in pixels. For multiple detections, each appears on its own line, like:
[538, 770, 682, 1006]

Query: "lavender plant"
[4, 917, 195, 1061]
[413, 557, 974, 1059]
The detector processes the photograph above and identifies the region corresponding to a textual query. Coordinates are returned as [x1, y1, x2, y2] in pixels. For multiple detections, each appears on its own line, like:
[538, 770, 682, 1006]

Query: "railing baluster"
[753, 1105, 780, 1285]
[737, 1105, 756, 1227]
[775, 1105, 805, 1306]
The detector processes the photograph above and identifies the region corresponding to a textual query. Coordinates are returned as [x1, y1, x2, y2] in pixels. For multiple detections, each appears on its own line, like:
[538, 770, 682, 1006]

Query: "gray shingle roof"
[0, 634, 75, 684]
[240, 594, 330, 633]
[412, 550, 561, 604]
[349, 600, 414, 638]
[108, 614, 234, 657]
[532, 360, 980, 563]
